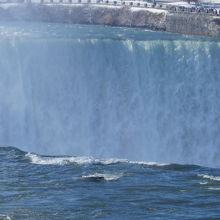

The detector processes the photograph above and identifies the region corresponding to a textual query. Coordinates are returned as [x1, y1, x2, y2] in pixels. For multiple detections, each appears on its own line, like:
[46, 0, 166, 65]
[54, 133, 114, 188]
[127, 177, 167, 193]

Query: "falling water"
[0, 22, 220, 167]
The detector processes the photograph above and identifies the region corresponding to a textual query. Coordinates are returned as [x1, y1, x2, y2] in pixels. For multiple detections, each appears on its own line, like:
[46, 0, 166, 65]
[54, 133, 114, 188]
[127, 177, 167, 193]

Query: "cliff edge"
[1, 3, 220, 37]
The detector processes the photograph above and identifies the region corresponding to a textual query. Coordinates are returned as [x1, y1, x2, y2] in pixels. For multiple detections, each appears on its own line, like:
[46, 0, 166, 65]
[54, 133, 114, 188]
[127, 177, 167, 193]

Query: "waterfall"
[1, 22, 220, 167]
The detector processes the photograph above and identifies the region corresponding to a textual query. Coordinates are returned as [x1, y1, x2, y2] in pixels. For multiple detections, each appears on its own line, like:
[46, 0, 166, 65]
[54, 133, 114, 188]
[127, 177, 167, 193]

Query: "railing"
[2, 0, 220, 16]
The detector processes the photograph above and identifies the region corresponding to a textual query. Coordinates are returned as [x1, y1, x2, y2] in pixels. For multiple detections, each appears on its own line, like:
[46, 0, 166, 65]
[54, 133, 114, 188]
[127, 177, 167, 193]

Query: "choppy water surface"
[0, 147, 220, 219]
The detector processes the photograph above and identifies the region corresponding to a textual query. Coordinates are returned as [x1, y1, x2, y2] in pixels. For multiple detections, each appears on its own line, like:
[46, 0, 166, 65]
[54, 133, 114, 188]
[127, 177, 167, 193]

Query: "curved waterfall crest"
[0, 22, 220, 167]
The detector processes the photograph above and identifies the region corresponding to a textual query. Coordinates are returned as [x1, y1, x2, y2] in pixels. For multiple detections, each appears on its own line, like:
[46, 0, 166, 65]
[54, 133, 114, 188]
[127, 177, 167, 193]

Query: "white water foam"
[198, 174, 220, 181]
[208, 187, 220, 190]
[199, 182, 208, 185]
[26, 153, 168, 166]
[0, 215, 11, 220]
[26, 153, 128, 165]
[82, 173, 123, 181]
[129, 161, 168, 166]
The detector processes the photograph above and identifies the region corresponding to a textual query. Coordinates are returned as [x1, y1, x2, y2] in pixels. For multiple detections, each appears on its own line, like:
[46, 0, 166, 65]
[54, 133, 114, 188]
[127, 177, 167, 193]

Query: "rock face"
[1, 3, 220, 37]
[166, 12, 220, 37]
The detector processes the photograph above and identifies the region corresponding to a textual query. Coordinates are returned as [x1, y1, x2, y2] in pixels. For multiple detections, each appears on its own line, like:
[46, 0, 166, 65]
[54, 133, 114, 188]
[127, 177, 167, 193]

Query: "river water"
[1, 146, 220, 219]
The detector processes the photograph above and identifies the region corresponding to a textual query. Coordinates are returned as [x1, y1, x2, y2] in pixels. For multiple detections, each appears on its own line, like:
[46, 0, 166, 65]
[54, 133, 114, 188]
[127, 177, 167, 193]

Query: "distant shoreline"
[0, 2, 220, 37]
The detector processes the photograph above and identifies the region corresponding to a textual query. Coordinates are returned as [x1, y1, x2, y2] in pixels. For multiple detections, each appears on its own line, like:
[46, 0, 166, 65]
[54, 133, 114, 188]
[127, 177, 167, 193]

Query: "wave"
[208, 187, 220, 190]
[26, 152, 169, 167]
[26, 152, 129, 165]
[0, 215, 11, 220]
[198, 174, 220, 181]
[0, 146, 25, 154]
[129, 161, 169, 166]
[26, 151, 203, 170]
[199, 182, 208, 185]
[0, 146, 207, 170]
[82, 173, 123, 181]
